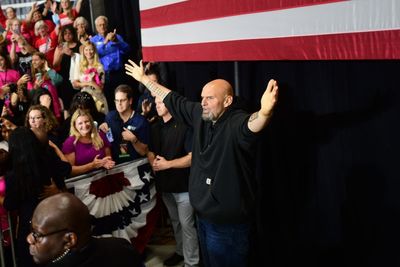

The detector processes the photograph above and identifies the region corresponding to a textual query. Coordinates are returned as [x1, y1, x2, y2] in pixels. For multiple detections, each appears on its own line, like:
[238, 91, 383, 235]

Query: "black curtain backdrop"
[106, 1, 400, 266]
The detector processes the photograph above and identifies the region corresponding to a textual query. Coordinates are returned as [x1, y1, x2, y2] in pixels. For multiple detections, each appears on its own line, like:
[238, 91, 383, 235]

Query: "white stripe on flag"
[139, 0, 188, 11]
[141, 0, 400, 47]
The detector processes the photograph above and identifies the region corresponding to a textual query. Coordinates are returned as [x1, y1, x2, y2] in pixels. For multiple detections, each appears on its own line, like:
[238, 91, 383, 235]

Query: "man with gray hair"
[90, 15, 130, 109]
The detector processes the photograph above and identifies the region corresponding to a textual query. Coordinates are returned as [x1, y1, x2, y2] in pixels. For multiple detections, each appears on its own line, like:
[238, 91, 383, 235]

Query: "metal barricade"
[0, 212, 17, 267]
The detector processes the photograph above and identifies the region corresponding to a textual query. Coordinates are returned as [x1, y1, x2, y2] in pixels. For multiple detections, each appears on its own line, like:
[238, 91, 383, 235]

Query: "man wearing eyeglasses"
[27, 192, 144, 266]
[99, 84, 150, 163]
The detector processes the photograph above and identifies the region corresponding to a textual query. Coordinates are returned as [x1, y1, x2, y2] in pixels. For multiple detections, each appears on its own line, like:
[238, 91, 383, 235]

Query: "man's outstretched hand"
[125, 60, 145, 83]
[260, 79, 278, 117]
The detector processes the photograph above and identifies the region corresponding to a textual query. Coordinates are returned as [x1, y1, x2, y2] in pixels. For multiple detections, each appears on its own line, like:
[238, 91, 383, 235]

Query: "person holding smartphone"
[99, 84, 149, 164]
[4, 18, 32, 54]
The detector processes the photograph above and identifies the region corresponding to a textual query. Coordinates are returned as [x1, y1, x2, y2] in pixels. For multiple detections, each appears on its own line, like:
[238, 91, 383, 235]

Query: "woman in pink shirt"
[62, 109, 114, 176]
[3, 18, 32, 54]
[28, 52, 63, 120]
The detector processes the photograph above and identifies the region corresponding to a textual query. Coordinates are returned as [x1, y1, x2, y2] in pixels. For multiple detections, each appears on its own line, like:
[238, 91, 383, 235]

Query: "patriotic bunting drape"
[65, 159, 157, 243]
[139, 0, 400, 61]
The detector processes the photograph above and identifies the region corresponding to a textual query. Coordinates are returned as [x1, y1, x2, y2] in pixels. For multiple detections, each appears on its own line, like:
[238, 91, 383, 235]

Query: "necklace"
[52, 248, 70, 263]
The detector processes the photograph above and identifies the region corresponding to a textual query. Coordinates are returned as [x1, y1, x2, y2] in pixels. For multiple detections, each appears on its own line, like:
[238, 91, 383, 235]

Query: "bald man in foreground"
[126, 60, 278, 267]
[27, 193, 144, 267]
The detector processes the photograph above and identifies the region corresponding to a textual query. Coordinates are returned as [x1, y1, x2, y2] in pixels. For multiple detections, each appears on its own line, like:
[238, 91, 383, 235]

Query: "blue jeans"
[197, 217, 250, 267]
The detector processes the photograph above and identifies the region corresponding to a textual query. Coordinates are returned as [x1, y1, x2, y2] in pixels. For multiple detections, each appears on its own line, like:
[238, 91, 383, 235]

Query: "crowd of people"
[0, 1, 279, 267]
[0, 1, 144, 266]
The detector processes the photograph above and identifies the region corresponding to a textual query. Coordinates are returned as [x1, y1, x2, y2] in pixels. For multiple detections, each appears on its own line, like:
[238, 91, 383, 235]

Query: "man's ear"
[223, 95, 233, 108]
[63, 232, 77, 249]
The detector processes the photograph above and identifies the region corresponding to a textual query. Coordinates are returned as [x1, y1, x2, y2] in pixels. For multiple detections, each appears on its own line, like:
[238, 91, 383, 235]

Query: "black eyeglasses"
[30, 226, 70, 243]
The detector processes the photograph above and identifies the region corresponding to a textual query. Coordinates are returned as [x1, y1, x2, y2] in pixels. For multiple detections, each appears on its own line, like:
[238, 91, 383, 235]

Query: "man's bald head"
[203, 79, 233, 98]
[28, 193, 92, 264]
[34, 193, 92, 244]
[201, 79, 234, 122]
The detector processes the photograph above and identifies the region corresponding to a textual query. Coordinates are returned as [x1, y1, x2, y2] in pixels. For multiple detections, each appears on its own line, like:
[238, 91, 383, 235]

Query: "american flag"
[139, 0, 400, 61]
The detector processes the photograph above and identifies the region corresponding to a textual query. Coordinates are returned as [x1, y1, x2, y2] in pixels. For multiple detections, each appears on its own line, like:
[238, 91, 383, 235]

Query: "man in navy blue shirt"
[100, 84, 149, 164]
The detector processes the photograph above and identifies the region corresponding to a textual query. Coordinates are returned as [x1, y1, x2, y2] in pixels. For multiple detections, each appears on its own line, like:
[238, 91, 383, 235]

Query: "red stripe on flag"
[141, 30, 400, 61]
[89, 172, 131, 198]
[140, 0, 347, 28]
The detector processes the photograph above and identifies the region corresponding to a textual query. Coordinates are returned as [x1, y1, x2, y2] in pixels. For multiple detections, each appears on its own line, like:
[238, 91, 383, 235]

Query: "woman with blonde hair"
[62, 109, 114, 176]
[72, 41, 108, 114]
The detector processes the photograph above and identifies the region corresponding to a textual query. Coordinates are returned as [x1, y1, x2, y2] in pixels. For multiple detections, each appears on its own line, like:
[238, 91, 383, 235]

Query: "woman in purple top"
[62, 109, 114, 176]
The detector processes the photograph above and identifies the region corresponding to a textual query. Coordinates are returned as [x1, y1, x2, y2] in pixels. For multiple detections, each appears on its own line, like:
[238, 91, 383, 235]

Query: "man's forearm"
[247, 111, 272, 133]
[168, 153, 192, 169]
[141, 76, 171, 101]
[132, 140, 149, 156]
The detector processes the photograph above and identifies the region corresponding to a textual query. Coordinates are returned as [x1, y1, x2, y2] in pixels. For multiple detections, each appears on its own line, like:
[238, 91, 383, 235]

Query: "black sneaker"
[164, 252, 184, 266]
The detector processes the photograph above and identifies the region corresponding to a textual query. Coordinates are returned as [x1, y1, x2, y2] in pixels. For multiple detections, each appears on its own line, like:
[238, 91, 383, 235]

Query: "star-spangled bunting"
[65, 159, 157, 242]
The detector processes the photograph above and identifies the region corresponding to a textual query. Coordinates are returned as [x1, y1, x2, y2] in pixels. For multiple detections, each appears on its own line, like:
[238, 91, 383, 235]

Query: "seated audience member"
[27, 192, 144, 267]
[73, 16, 91, 46]
[25, 104, 61, 147]
[29, 52, 63, 120]
[72, 41, 108, 114]
[53, 24, 80, 108]
[99, 84, 149, 164]
[90, 15, 130, 108]
[58, 91, 105, 144]
[51, 0, 84, 27]
[3, 127, 71, 267]
[62, 109, 114, 176]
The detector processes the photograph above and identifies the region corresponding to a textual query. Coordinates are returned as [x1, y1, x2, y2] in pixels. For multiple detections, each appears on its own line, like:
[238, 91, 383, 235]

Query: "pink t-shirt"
[5, 31, 32, 53]
[62, 131, 111, 166]
[0, 69, 21, 88]
[27, 78, 62, 119]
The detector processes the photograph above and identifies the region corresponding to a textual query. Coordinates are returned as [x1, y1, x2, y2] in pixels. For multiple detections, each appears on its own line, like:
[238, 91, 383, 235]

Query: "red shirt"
[59, 9, 78, 26]
[34, 30, 58, 66]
